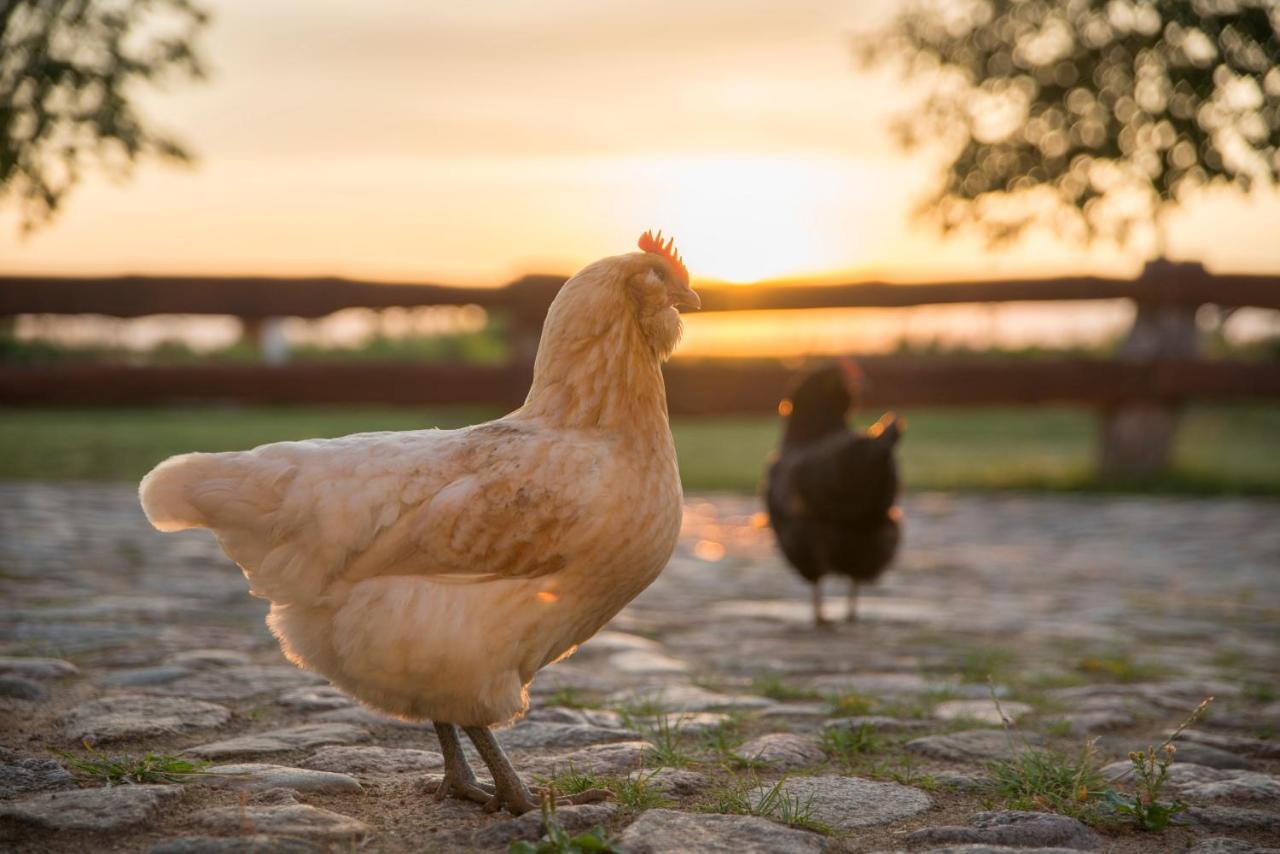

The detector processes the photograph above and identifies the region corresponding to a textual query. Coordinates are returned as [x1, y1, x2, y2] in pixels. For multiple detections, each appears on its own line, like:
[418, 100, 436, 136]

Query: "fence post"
[1098, 259, 1202, 478]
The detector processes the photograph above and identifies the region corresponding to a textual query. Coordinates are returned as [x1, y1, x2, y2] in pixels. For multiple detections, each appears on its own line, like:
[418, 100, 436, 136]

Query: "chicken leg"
[462, 725, 612, 816]
[428, 722, 494, 805]
[845, 579, 859, 622]
[464, 725, 541, 815]
[811, 579, 831, 628]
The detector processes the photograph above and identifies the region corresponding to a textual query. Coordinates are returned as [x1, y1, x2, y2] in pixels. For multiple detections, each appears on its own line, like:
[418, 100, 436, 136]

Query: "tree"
[863, 0, 1280, 252]
[0, 0, 208, 232]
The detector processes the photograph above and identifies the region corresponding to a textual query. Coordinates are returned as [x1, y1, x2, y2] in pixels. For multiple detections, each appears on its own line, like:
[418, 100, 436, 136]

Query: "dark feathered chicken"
[765, 360, 903, 625]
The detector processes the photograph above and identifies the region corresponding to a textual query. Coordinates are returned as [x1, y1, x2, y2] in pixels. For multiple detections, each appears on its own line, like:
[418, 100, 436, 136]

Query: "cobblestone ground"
[1, 483, 1278, 853]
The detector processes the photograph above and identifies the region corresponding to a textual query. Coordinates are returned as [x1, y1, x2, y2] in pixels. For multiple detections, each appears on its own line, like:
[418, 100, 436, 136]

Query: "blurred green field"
[1, 405, 1277, 494]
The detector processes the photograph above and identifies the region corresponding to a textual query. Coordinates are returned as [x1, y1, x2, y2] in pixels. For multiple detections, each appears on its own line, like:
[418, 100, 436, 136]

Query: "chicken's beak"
[669, 283, 701, 311]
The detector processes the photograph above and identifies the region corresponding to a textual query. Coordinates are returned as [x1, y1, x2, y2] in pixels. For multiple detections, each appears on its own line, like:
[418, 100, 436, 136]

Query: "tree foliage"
[864, 0, 1280, 248]
[0, 0, 208, 231]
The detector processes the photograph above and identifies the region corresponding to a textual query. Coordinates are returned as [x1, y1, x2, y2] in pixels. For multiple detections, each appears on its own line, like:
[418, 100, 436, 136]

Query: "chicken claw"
[464, 725, 546, 816]
[428, 721, 495, 805]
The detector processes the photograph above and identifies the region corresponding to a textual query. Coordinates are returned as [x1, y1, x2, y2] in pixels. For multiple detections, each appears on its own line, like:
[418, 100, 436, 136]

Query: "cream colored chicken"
[139, 232, 699, 815]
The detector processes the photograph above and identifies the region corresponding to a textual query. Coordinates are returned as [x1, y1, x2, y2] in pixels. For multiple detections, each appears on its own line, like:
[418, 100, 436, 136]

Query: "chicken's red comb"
[638, 230, 688, 283]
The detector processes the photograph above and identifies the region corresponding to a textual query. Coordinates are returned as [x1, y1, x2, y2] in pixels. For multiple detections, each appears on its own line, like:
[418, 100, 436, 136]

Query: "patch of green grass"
[698, 713, 748, 759]
[1075, 653, 1169, 684]
[1100, 698, 1213, 832]
[538, 764, 606, 797]
[613, 699, 668, 723]
[706, 776, 830, 835]
[820, 723, 886, 765]
[546, 687, 597, 710]
[57, 746, 217, 786]
[987, 741, 1105, 822]
[1045, 719, 1077, 739]
[864, 754, 940, 791]
[825, 692, 876, 717]
[640, 714, 695, 769]
[607, 770, 670, 810]
[750, 674, 820, 703]
[952, 646, 1017, 683]
[538, 766, 668, 811]
[1241, 680, 1277, 703]
[5, 404, 1279, 494]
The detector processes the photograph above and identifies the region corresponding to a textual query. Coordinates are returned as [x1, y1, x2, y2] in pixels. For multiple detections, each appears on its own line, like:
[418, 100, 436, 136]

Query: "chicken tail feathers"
[139, 452, 221, 532]
[140, 450, 297, 535]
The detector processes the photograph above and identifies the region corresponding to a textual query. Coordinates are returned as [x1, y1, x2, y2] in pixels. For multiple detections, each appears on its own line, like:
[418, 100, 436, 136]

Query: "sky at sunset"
[4, 0, 1280, 293]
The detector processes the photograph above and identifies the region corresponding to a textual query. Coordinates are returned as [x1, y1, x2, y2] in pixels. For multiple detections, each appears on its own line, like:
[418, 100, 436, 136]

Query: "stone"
[186, 723, 369, 758]
[1186, 838, 1280, 854]
[932, 770, 996, 792]
[1179, 730, 1280, 760]
[809, 672, 932, 696]
[628, 767, 712, 797]
[757, 702, 830, 720]
[151, 836, 323, 853]
[1185, 806, 1280, 833]
[101, 666, 191, 687]
[609, 650, 690, 675]
[905, 810, 1104, 851]
[1049, 710, 1135, 734]
[526, 706, 626, 728]
[277, 685, 355, 711]
[201, 763, 362, 793]
[0, 784, 183, 831]
[606, 684, 775, 713]
[580, 630, 663, 655]
[497, 720, 640, 749]
[0, 674, 49, 701]
[1163, 741, 1255, 770]
[533, 741, 653, 776]
[0, 757, 75, 797]
[145, 665, 324, 701]
[301, 745, 443, 775]
[0, 656, 79, 679]
[470, 803, 617, 847]
[63, 694, 232, 744]
[618, 809, 828, 853]
[906, 729, 1043, 762]
[933, 699, 1032, 725]
[825, 716, 931, 734]
[1180, 771, 1280, 802]
[630, 711, 731, 734]
[165, 649, 254, 668]
[905, 847, 1087, 854]
[192, 804, 369, 840]
[734, 733, 826, 770]
[752, 775, 932, 829]
[1100, 759, 1231, 789]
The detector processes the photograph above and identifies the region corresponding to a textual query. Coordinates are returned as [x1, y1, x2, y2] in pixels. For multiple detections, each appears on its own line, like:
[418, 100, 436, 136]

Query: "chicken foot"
[845, 579, 859, 622]
[426, 721, 494, 805]
[463, 725, 609, 816]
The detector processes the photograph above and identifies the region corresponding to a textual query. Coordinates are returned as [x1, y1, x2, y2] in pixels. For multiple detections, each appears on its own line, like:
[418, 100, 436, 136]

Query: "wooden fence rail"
[2, 258, 1278, 476]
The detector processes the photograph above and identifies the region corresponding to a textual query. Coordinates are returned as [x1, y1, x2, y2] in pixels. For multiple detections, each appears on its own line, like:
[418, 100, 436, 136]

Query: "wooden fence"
[2, 259, 1278, 475]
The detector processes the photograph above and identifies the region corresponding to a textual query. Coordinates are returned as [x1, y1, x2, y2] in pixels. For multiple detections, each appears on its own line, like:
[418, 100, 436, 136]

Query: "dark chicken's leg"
[811, 579, 831, 628]
[463, 725, 610, 816]
[427, 721, 494, 805]
[845, 579, 860, 622]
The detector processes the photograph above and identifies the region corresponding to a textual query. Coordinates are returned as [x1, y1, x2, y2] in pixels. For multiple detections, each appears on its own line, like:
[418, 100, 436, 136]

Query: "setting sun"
[650, 155, 875, 283]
